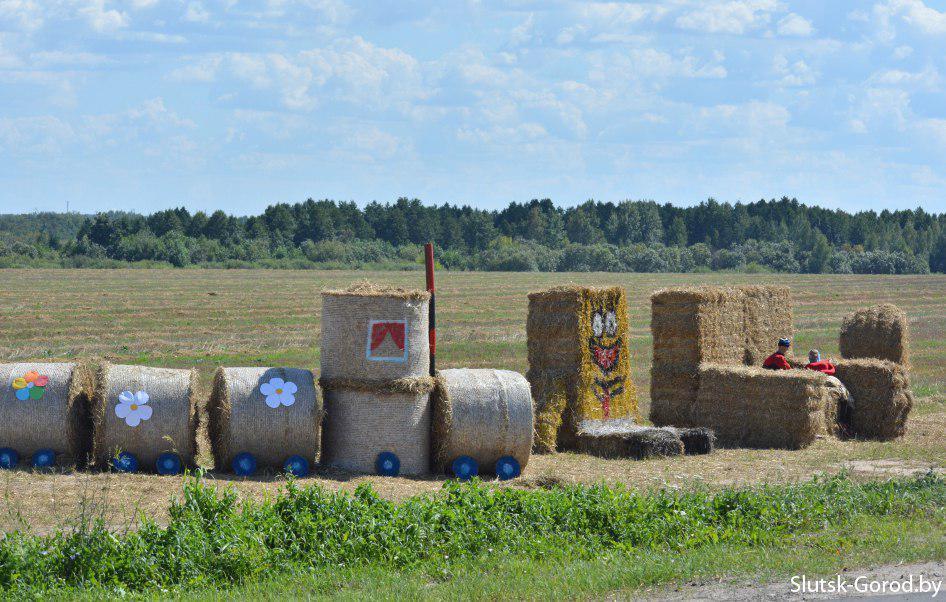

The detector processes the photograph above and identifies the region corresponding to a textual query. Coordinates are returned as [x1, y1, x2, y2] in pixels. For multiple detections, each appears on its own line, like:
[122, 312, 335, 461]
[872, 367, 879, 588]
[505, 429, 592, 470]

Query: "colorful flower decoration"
[11, 370, 49, 401]
[260, 377, 297, 408]
[115, 390, 153, 427]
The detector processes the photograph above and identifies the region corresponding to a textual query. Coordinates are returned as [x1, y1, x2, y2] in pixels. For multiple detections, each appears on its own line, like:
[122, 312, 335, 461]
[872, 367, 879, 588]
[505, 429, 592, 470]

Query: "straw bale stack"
[92, 364, 199, 470]
[693, 365, 836, 449]
[839, 304, 910, 366]
[320, 377, 434, 475]
[527, 286, 639, 452]
[431, 369, 533, 474]
[0, 362, 95, 466]
[835, 359, 913, 440]
[649, 286, 794, 427]
[209, 367, 322, 472]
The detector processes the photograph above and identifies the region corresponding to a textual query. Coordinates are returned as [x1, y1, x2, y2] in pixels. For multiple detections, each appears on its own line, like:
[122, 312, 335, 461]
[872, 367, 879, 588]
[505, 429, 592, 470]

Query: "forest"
[1, 197, 945, 273]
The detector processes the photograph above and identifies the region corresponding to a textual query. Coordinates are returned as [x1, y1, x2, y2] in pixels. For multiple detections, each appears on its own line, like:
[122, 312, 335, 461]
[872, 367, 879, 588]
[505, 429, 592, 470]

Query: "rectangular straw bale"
[693, 364, 834, 449]
[839, 304, 910, 366]
[835, 359, 913, 440]
[650, 287, 745, 367]
[573, 418, 684, 459]
[0, 362, 95, 466]
[649, 365, 699, 427]
[527, 286, 640, 452]
[742, 286, 794, 365]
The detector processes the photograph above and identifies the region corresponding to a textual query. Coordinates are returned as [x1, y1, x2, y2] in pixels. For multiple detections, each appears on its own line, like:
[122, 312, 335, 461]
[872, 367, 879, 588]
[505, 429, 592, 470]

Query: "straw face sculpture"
[527, 286, 639, 452]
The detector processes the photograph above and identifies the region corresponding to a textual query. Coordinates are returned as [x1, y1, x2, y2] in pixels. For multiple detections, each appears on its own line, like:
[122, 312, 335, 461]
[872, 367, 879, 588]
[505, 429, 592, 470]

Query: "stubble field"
[1, 269, 944, 533]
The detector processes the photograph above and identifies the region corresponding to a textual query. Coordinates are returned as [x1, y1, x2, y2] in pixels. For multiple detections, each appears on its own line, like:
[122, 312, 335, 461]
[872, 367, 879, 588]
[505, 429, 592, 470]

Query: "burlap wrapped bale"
[209, 367, 322, 472]
[835, 359, 913, 440]
[321, 282, 430, 381]
[574, 419, 684, 459]
[92, 364, 199, 470]
[320, 377, 434, 476]
[649, 286, 795, 427]
[839, 304, 910, 366]
[0, 362, 95, 466]
[693, 365, 836, 449]
[431, 369, 533, 474]
[527, 286, 640, 452]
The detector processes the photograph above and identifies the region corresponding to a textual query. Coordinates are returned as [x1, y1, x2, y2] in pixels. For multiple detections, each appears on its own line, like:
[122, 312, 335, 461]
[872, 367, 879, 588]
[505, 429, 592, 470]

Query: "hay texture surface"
[527, 286, 639, 452]
[649, 286, 793, 427]
[835, 359, 913, 440]
[209, 367, 322, 471]
[839, 304, 910, 365]
[93, 364, 199, 470]
[321, 282, 430, 381]
[574, 419, 684, 459]
[0, 362, 94, 466]
[431, 369, 533, 474]
[694, 365, 834, 449]
[661, 426, 716, 455]
[321, 379, 431, 476]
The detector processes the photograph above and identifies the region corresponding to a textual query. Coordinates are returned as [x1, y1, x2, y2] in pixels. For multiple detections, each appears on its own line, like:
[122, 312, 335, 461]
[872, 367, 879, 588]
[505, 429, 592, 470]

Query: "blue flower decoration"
[15, 388, 30, 401]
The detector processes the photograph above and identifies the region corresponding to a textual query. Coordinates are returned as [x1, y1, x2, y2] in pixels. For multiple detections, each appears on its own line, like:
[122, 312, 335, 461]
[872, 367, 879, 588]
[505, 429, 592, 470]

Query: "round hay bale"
[321, 283, 430, 381]
[209, 367, 322, 473]
[0, 362, 94, 467]
[320, 377, 434, 476]
[92, 364, 199, 471]
[432, 368, 533, 475]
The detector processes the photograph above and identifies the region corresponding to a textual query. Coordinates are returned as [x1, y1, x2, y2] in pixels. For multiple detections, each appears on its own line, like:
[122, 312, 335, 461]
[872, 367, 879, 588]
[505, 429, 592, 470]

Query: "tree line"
[2, 197, 945, 274]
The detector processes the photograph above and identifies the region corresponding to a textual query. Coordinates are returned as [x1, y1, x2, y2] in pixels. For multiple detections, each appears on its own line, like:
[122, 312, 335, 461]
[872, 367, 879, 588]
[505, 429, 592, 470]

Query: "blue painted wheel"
[156, 452, 183, 475]
[375, 451, 400, 477]
[32, 448, 56, 469]
[494, 456, 521, 481]
[0, 448, 19, 469]
[112, 451, 139, 473]
[451, 455, 478, 481]
[283, 455, 310, 477]
[232, 452, 257, 476]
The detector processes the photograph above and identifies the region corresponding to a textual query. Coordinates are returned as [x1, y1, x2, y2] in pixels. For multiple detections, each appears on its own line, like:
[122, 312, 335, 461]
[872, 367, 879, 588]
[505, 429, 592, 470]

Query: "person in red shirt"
[763, 338, 793, 370]
[804, 349, 836, 375]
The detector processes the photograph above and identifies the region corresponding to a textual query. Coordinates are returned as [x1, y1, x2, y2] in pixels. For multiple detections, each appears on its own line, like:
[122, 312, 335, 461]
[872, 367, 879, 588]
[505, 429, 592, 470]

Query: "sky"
[1, 0, 945, 216]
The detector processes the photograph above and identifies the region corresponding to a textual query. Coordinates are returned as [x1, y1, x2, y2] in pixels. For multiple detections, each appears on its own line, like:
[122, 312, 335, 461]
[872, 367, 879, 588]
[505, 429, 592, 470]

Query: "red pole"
[424, 242, 436, 376]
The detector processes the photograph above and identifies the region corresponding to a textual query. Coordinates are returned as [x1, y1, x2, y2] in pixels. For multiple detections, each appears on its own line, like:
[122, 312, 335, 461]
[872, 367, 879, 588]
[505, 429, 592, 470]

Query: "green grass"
[1, 473, 944, 599]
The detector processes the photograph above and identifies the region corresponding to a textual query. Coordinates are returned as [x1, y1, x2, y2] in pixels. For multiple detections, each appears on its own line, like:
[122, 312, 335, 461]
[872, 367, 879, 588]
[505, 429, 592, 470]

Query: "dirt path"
[645, 561, 945, 600]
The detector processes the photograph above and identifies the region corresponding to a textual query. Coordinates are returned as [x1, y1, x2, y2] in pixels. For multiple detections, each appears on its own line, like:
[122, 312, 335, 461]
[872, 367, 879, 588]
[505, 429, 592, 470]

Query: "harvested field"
[0, 269, 944, 533]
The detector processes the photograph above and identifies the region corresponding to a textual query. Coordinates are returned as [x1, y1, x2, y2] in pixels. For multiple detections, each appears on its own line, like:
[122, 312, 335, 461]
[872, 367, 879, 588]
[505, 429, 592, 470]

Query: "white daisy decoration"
[115, 390, 153, 427]
[260, 377, 297, 408]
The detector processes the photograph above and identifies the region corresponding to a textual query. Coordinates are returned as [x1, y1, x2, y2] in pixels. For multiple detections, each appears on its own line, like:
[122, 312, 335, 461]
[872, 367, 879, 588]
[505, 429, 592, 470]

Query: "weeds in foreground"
[0, 472, 943, 596]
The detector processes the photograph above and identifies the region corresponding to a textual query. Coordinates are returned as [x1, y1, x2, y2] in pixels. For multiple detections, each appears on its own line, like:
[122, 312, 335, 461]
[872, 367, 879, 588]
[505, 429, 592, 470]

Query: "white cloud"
[30, 50, 109, 67]
[0, 0, 44, 30]
[184, 1, 210, 23]
[79, 0, 128, 32]
[592, 48, 728, 83]
[509, 13, 534, 46]
[868, 65, 940, 89]
[893, 45, 913, 59]
[776, 13, 813, 36]
[675, 0, 780, 35]
[884, 0, 946, 34]
[773, 55, 816, 86]
[0, 115, 74, 154]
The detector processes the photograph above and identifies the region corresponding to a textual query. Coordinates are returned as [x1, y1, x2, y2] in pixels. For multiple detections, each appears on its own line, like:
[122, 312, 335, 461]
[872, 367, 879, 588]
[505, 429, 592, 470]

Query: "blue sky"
[1, 0, 945, 215]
